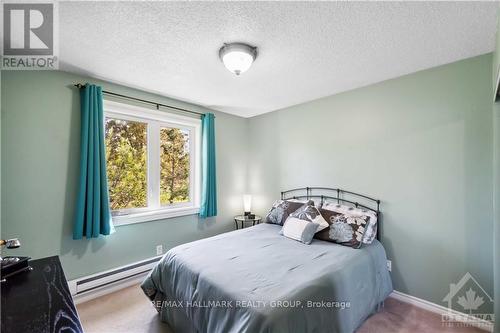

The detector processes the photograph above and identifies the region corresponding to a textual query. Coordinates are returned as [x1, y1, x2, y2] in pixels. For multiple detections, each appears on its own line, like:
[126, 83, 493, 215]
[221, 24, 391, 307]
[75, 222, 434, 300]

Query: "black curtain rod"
[74, 83, 207, 118]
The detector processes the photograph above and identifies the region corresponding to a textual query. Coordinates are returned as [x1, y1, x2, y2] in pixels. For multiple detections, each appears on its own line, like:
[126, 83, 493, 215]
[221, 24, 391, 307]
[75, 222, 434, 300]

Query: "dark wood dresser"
[1, 256, 83, 333]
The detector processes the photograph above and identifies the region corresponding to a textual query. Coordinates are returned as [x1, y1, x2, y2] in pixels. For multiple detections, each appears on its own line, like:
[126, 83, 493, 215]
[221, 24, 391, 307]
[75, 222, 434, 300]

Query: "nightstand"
[234, 215, 262, 230]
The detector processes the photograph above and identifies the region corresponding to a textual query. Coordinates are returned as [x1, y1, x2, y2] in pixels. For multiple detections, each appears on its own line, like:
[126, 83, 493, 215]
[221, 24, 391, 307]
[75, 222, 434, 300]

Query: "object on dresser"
[0, 238, 32, 282]
[0, 238, 20, 250]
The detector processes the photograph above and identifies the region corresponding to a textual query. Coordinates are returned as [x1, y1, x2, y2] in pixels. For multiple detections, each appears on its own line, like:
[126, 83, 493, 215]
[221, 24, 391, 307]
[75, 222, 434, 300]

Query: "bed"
[141, 188, 393, 333]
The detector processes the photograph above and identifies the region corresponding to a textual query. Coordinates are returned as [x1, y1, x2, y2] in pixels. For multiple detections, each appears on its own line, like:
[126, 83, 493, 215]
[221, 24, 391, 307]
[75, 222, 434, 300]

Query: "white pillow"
[280, 217, 321, 244]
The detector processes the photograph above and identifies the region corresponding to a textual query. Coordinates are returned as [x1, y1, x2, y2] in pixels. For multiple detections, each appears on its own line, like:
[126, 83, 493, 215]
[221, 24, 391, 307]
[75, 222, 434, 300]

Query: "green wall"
[248, 54, 494, 311]
[493, 6, 500, 332]
[1, 70, 248, 280]
[493, 100, 500, 332]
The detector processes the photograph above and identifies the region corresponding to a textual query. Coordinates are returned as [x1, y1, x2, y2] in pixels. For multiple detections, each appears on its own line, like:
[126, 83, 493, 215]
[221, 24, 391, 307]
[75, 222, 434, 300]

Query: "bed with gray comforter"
[141, 223, 392, 333]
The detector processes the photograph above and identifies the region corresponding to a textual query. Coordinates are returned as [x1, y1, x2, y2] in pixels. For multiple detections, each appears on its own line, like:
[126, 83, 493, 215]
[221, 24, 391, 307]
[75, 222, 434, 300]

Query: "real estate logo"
[2, 1, 58, 69]
[442, 272, 494, 329]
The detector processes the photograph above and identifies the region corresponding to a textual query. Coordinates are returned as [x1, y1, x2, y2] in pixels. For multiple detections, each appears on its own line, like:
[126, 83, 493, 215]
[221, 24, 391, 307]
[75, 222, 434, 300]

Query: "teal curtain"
[199, 113, 217, 218]
[73, 84, 114, 239]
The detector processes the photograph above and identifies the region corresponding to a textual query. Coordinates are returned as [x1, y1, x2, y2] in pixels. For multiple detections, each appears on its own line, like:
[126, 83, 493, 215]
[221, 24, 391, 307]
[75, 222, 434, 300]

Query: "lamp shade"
[243, 194, 252, 213]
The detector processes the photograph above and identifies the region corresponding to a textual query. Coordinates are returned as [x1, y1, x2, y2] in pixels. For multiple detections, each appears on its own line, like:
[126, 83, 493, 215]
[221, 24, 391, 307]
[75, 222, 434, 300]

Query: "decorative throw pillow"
[321, 202, 378, 244]
[280, 217, 320, 244]
[289, 204, 329, 232]
[315, 209, 341, 241]
[265, 200, 313, 225]
[315, 209, 370, 248]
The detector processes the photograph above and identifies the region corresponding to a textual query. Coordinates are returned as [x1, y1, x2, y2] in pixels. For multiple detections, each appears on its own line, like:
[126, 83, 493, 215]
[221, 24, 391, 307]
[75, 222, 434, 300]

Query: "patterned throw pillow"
[321, 202, 378, 244]
[265, 200, 313, 225]
[315, 209, 370, 248]
[289, 204, 329, 232]
[280, 204, 329, 244]
[315, 209, 341, 240]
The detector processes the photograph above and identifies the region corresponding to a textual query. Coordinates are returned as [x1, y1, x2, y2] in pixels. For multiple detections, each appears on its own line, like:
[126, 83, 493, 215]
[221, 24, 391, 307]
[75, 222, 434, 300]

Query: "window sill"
[112, 206, 200, 227]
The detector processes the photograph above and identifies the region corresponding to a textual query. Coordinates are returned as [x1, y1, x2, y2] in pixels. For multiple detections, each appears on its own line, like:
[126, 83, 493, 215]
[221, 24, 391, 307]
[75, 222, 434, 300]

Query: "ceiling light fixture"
[219, 43, 257, 76]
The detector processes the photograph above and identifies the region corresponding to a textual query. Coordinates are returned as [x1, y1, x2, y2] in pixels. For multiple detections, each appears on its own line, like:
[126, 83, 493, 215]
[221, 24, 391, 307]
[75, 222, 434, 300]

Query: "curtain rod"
[74, 83, 208, 118]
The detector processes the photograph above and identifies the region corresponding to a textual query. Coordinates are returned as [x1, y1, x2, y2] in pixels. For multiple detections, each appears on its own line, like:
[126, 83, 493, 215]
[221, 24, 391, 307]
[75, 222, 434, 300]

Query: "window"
[105, 118, 148, 211]
[104, 100, 201, 226]
[160, 127, 191, 206]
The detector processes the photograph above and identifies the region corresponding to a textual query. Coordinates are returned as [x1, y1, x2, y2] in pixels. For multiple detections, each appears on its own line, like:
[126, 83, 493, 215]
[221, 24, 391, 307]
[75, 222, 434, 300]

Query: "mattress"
[141, 223, 393, 333]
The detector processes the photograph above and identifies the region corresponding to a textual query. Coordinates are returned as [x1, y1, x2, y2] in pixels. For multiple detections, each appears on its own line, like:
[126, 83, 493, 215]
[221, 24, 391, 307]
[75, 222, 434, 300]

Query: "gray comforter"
[141, 223, 392, 333]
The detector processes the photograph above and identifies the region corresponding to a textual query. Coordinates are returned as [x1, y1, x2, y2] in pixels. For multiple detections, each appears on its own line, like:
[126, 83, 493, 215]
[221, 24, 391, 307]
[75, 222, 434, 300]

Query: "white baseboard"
[72, 273, 148, 305]
[390, 290, 494, 332]
[69, 255, 163, 305]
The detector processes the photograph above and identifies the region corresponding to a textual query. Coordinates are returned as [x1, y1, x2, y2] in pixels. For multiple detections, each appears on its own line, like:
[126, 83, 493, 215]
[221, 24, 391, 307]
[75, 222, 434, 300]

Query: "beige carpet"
[77, 285, 488, 333]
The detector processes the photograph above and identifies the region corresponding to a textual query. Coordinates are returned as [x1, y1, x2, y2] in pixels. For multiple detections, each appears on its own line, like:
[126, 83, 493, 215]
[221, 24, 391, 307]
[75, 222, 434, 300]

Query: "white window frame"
[104, 100, 201, 226]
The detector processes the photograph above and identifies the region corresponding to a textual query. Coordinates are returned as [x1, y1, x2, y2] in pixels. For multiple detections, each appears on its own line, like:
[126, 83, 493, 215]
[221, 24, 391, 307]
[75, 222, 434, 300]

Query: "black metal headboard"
[281, 187, 381, 240]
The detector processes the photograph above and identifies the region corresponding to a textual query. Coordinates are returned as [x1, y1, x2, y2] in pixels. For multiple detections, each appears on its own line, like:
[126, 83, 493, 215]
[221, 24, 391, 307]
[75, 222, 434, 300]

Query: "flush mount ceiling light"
[219, 43, 258, 76]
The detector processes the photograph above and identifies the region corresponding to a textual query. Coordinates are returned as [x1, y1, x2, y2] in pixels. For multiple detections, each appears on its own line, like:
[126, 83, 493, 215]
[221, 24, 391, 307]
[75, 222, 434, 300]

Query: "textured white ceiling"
[59, 1, 497, 118]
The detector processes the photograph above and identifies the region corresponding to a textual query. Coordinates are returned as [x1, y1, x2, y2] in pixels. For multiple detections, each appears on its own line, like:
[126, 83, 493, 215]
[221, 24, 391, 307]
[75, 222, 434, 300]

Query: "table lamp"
[243, 195, 252, 216]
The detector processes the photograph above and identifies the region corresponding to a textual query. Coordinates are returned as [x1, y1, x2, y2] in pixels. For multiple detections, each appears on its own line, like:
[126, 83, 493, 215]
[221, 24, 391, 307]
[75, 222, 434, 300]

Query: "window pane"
[105, 118, 148, 211]
[160, 127, 190, 205]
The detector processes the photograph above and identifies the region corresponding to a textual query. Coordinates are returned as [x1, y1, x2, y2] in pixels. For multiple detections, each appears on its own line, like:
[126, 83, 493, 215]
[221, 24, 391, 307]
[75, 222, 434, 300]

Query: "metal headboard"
[280, 187, 381, 240]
